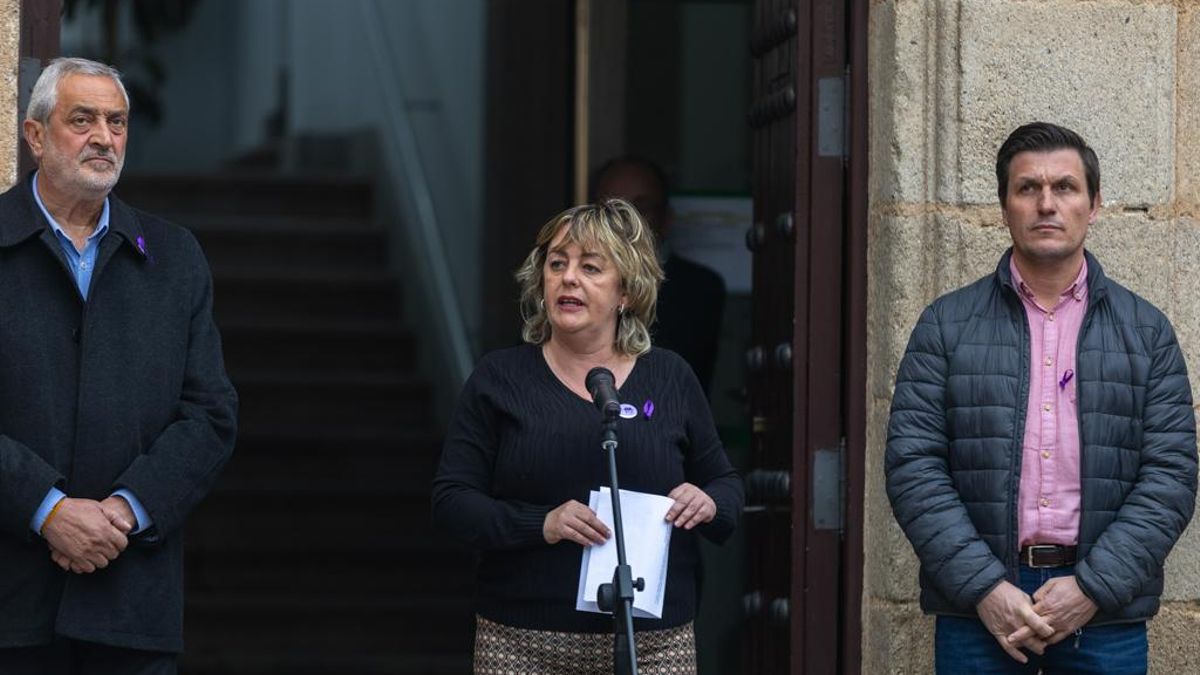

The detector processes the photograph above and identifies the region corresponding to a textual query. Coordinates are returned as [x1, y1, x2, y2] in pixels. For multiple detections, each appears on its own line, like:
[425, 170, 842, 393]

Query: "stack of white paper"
[575, 487, 674, 619]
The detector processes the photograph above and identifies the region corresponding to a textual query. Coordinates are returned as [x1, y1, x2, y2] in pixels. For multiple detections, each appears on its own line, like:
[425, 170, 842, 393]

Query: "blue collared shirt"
[28, 172, 152, 535]
[31, 172, 110, 298]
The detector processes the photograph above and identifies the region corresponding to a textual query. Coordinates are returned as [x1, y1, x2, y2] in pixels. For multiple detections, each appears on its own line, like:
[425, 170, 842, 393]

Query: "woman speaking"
[432, 199, 743, 674]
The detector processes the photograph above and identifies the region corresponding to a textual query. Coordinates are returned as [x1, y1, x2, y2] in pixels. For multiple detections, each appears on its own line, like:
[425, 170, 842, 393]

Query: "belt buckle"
[1026, 544, 1058, 568]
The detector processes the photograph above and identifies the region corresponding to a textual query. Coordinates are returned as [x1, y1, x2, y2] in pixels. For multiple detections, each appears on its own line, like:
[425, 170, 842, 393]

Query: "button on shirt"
[1013, 258, 1088, 547]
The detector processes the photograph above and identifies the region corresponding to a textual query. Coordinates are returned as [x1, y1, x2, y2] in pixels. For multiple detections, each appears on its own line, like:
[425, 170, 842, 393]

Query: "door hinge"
[817, 67, 849, 164]
[811, 436, 845, 532]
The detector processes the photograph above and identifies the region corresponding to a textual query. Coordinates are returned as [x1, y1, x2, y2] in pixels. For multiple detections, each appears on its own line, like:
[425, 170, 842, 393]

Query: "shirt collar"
[1009, 256, 1089, 305]
[32, 171, 110, 245]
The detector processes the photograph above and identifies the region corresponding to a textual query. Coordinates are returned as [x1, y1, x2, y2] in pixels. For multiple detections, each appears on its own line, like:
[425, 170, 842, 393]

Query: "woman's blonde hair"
[515, 199, 664, 356]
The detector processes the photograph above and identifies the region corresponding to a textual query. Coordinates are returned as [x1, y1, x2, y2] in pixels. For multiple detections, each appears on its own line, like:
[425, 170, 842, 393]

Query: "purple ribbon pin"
[642, 399, 655, 419]
[135, 235, 146, 255]
[1059, 369, 1074, 390]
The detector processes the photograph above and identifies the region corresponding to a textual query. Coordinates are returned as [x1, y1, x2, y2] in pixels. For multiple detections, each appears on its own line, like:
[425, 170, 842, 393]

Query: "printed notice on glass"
[575, 487, 673, 619]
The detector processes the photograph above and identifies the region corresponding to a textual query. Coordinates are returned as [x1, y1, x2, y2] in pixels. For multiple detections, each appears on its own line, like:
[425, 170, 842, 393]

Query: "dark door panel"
[745, 0, 861, 672]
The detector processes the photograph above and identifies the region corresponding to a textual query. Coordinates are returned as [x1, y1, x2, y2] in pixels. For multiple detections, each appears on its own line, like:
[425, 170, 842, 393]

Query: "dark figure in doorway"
[592, 156, 726, 396]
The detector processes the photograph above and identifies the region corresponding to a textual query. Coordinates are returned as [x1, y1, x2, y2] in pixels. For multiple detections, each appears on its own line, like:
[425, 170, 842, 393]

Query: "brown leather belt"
[1020, 544, 1078, 568]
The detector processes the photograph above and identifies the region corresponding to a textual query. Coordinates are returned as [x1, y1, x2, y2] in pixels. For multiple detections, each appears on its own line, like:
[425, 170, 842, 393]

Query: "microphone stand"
[595, 416, 642, 675]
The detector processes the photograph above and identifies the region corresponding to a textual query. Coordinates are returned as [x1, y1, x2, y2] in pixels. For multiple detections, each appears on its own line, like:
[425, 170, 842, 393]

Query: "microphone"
[585, 367, 621, 420]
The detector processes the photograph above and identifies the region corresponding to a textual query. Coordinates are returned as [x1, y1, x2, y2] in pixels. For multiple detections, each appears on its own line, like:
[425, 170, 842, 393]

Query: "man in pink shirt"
[886, 122, 1197, 674]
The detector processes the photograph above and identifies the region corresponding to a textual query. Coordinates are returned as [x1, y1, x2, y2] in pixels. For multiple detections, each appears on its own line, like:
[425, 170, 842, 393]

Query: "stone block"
[1178, 6, 1200, 211]
[864, 393, 925, 604]
[1086, 214, 1177, 316]
[861, 599, 934, 675]
[869, 1, 962, 206]
[957, 2, 1175, 207]
[1162, 515, 1200, 602]
[1149, 602, 1200, 673]
[868, 212, 935, 400]
[872, 1, 1176, 208]
[1173, 218, 1200, 396]
[1162, 217, 1200, 602]
[0, 0, 18, 186]
[944, 210, 1011, 289]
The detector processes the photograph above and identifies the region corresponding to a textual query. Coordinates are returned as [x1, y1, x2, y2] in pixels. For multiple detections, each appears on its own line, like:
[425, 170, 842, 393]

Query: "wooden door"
[743, 0, 866, 672]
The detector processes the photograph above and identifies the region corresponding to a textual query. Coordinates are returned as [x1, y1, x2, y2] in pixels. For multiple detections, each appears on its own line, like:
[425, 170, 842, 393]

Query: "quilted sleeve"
[885, 303, 1008, 611]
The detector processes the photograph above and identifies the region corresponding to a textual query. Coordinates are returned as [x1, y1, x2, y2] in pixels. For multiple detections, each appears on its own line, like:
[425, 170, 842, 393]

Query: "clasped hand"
[977, 576, 1098, 663]
[42, 497, 135, 574]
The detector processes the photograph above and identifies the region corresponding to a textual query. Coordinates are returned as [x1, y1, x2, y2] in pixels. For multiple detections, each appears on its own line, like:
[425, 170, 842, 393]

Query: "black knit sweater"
[432, 344, 743, 632]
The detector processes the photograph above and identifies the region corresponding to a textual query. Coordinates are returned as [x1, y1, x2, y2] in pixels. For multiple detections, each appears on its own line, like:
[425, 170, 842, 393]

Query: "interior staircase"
[114, 172, 475, 674]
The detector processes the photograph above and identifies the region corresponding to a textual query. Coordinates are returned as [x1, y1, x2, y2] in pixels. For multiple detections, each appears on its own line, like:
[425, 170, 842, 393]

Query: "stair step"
[117, 173, 373, 218]
[162, 166, 471, 670]
[231, 371, 432, 428]
[185, 522, 464, 555]
[179, 650, 472, 675]
[222, 424, 441, 461]
[214, 451, 438, 494]
[213, 272, 402, 323]
[188, 490, 436, 545]
[184, 592, 474, 653]
[193, 224, 389, 272]
[185, 546, 475, 594]
[234, 423, 442, 449]
[185, 215, 379, 234]
[220, 319, 417, 374]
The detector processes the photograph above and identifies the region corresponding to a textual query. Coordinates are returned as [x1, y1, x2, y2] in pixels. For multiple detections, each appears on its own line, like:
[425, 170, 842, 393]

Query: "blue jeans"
[935, 565, 1147, 675]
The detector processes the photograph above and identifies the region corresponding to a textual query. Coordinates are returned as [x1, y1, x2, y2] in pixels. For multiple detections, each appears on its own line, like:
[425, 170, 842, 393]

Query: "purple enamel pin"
[135, 236, 146, 255]
[642, 399, 655, 419]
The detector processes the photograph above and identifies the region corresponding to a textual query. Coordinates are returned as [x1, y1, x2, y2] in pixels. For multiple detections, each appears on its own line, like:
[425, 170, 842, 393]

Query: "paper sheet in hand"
[575, 487, 673, 619]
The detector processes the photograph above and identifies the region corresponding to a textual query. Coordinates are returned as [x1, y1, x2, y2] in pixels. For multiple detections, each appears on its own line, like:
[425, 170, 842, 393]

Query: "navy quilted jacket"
[885, 249, 1197, 623]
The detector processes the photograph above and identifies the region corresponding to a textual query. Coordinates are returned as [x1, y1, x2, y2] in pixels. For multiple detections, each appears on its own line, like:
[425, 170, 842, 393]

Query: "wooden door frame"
[747, 0, 867, 671]
[17, 0, 61, 177]
[572, 0, 627, 203]
[842, 0, 868, 671]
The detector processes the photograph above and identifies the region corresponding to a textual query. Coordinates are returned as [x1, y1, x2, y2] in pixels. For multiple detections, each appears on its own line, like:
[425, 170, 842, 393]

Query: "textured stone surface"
[863, 392, 924, 603]
[1179, 5, 1200, 213]
[869, 1, 962, 206]
[861, 599, 934, 675]
[1172, 217, 1200, 419]
[1149, 603, 1200, 674]
[1086, 213, 1178, 317]
[0, 0, 18, 187]
[865, 212, 925, 607]
[866, 212, 933, 400]
[957, 2, 1175, 207]
[872, 0, 1176, 208]
[1162, 217, 1200, 602]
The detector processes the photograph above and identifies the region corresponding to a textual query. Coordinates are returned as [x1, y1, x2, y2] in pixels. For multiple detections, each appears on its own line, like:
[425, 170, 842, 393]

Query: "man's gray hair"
[25, 57, 129, 124]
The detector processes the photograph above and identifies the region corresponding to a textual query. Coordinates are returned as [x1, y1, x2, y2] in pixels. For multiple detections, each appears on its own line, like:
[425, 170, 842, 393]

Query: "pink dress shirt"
[1012, 258, 1088, 547]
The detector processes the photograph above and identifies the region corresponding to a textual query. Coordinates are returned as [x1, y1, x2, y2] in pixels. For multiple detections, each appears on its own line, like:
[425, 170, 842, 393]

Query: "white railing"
[356, 0, 474, 387]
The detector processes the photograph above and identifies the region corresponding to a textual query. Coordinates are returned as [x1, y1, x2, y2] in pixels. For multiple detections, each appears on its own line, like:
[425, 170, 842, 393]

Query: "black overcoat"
[0, 174, 237, 652]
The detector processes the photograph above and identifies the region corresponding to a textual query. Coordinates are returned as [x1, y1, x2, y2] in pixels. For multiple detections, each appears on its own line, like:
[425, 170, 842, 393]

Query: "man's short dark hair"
[589, 155, 671, 203]
[995, 122, 1100, 206]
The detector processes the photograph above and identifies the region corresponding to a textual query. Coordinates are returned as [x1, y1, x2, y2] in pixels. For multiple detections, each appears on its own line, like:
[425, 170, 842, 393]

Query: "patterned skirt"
[473, 615, 697, 675]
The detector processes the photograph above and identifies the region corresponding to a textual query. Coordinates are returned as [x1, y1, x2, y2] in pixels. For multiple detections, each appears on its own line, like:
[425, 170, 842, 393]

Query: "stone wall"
[0, 0, 17, 187]
[865, 1, 1200, 672]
